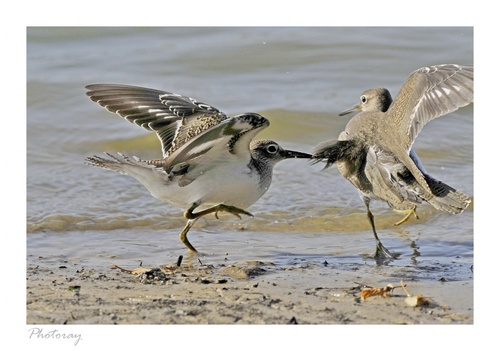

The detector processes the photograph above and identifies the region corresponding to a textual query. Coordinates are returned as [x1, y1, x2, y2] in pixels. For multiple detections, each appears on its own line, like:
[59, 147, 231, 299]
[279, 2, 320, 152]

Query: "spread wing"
[85, 84, 228, 157]
[387, 64, 473, 151]
[380, 64, 473, 196]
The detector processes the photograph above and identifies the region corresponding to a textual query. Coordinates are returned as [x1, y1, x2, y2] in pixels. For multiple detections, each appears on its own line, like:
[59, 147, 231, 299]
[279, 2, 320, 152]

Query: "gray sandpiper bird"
[312, 64, 473, 260]
[85, 84, 311, 253]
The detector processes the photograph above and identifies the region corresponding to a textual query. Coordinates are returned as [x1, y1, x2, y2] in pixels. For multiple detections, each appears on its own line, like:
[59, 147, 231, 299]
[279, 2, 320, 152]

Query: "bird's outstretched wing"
[85, 84, 228, 157]
[387, 64, 473, 151]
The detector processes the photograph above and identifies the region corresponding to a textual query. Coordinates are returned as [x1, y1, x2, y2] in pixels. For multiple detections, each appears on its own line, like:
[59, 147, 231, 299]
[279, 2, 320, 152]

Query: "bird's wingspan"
[85, 84, 228, 157]
[388, 64, 473, 151]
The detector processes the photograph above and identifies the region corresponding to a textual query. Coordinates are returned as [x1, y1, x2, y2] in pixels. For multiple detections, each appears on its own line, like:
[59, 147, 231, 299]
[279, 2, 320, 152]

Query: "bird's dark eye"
[266, 144, 279, 154]
[361, 95, 367, 104]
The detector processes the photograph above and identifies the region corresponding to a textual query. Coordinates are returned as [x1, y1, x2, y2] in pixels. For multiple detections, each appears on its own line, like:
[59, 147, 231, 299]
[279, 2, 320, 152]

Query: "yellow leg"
[184, 203, 253, 220]
[179, 218, 199, 252]
[393, 207, 419, 226]
[363, 197, 398, 260]
[178, 203, 254, 252]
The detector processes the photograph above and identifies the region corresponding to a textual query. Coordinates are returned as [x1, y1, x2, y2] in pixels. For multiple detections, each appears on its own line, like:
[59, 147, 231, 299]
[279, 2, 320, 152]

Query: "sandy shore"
[27, 254, 472, 325]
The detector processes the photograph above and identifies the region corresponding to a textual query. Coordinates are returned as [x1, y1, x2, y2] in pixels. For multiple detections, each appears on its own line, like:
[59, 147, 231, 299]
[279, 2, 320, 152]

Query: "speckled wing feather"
[164, 113, 270, 175]
[85, 84, 228, 157]
[381, 64, 473, 195]
[387, 64, 473, 151]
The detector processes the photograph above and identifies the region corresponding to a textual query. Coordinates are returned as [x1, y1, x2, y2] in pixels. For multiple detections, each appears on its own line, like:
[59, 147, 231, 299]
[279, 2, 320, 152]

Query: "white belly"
[144, 163, 268, 211]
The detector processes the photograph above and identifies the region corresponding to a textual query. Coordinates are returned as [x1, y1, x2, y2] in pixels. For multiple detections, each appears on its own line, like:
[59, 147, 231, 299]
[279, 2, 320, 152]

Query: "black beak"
[281, 149, 312, 159]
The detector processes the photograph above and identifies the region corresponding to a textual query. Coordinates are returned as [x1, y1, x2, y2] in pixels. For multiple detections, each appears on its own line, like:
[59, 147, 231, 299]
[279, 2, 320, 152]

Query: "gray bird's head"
[339, 88, 393, 116]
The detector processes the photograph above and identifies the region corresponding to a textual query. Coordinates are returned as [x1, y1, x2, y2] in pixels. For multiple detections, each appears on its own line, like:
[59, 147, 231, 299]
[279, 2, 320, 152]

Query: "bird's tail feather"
[85, 152, 159, 174]
[425, 174, 471, 214]
[312, 139, 360, 169]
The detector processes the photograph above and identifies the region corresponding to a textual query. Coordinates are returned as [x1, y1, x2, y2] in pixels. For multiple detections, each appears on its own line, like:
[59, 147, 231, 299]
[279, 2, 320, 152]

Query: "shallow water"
[27, 27, 473, 280]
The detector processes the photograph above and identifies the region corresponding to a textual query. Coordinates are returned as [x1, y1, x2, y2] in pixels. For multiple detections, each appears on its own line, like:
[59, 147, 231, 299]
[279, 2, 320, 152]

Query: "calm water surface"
[27, 27, 473, 278]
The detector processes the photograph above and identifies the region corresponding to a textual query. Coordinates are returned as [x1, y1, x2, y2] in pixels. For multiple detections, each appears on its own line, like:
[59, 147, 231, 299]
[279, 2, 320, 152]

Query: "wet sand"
[27, 254, 472, 325]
